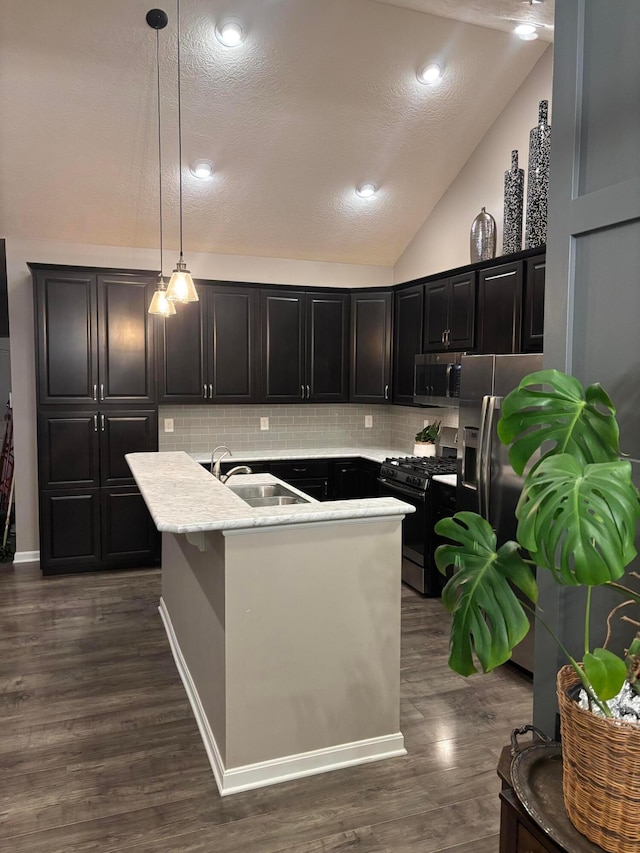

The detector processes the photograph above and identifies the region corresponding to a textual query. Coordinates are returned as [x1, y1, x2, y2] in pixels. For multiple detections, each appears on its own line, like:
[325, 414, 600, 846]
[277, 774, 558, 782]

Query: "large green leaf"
[516, 455, 639, 586]
[435, 512, 537, 676]
[498, 369, 620, 475]
[583, 649, 627, 702]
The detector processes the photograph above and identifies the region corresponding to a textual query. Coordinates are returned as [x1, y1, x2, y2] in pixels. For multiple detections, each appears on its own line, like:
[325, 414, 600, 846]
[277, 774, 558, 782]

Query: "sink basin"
[227, 482, 311, 507]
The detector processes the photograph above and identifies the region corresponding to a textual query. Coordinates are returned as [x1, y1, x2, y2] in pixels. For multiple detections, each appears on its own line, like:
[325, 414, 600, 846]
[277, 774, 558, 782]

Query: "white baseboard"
[158, 597, 406, 797]
[14, 550, 40, 564]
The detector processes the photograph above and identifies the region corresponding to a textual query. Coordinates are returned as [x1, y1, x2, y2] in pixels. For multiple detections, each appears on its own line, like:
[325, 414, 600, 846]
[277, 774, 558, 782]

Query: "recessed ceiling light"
[215, 19, 245, 47]
[190, 160, 214, 180]
[514, 23, 538, 40]
[417, 63, 443, 85]
[356, 183, 377, 199]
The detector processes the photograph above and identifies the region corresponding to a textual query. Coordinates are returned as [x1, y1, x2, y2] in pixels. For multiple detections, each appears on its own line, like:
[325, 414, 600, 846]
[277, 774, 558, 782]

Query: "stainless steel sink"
[227, 483, 311, 507]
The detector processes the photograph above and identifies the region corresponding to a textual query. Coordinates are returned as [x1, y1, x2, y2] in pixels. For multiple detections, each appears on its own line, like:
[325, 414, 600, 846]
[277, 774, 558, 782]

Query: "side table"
[497, 742, 604, 853]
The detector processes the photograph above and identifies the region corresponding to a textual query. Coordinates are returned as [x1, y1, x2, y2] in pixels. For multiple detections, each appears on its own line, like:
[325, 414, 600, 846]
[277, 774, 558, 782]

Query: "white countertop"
[126, 451, 416, 534]
[432, 474, 457, 487]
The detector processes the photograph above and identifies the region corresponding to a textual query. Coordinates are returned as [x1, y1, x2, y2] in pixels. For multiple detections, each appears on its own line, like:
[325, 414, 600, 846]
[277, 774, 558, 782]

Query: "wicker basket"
[557, 665, 640, 853]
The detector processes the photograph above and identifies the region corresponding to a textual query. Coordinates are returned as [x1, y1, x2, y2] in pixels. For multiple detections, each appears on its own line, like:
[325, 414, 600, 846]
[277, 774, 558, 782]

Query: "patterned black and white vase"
[525, 99, 551, 249]
[502, 150, 524, 254]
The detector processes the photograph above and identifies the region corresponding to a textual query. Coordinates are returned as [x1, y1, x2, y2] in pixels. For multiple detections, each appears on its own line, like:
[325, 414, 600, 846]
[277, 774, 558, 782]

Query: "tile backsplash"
[159, 403, 458, 454]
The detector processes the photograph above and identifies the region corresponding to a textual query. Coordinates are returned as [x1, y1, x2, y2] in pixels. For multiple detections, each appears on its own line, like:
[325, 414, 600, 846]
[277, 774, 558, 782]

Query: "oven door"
[378, 477, 428, 593]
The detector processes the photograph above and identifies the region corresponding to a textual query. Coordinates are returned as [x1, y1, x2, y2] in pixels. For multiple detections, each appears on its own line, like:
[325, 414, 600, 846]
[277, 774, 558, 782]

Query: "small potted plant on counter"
[434, 369, 640, 853]
[414, 421, 441, 457]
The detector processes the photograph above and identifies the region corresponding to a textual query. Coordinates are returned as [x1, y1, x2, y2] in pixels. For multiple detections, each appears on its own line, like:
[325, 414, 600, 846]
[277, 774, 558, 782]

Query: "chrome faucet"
[221, 465, 253, 484]
[211, 445, 231, 479]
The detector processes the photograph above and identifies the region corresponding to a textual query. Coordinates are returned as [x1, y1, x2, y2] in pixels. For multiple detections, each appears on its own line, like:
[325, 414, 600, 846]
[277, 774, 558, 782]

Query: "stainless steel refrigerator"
[456, 353, 543, 673]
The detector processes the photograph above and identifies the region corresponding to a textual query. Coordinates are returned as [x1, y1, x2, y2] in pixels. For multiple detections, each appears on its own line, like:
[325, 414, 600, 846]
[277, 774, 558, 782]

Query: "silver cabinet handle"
[301, 385, 305, 399]
[445, 363, 452, 397]
[306, 385, 310, 399]
[93, 414, 98, 432]
[384, 384, 389, 400]
[209, 384, 213, 399]
[100, 383, 104, 401]
[92, 384, 97, 401]
[441, 331, 445, 344]
[100, 413, 105, 432]
[203, 384, 207, 398]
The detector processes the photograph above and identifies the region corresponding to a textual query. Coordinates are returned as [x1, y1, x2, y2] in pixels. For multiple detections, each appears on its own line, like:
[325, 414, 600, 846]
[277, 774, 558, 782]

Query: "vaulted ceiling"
[0, 0, 552, 266]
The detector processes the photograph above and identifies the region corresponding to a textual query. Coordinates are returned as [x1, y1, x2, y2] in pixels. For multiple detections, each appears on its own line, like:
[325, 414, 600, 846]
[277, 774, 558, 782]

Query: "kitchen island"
[126, 451, 414, 796]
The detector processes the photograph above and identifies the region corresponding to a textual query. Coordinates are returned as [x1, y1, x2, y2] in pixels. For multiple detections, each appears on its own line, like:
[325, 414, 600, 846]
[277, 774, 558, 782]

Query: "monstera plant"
[435, 369, 640, 716]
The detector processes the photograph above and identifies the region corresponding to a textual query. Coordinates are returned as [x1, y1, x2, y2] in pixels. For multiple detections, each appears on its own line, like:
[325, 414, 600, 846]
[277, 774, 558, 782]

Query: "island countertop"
[126, 451, 415, 534]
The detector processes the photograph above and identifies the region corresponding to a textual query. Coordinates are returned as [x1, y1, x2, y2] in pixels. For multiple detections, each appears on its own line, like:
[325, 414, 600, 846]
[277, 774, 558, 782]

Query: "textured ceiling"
[0, 0, 549, 267]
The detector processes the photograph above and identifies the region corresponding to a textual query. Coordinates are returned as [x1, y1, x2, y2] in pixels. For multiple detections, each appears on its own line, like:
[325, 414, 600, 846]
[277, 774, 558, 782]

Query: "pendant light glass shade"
[166, 257, 198, 302]
[149, 280, 177, 315]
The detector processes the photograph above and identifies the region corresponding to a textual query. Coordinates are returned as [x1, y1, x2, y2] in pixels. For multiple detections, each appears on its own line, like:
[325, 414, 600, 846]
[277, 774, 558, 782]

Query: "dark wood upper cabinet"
[393, 284, 424, 405]
[207, 286, 258, 402]
[522, 255, 546, 353]
[158, 283, 257, 403]
[423, 273, 475, 352]
[97, 275, 155, 404]
[350, 290, 392, 403]
[260, 289, 348, 403]
[33, 267, 155, 406]
[306, 292, 349, 402]
[260, 290, 306, 403]
[34, 270, 98, 405]
[477, 262, 523, 354]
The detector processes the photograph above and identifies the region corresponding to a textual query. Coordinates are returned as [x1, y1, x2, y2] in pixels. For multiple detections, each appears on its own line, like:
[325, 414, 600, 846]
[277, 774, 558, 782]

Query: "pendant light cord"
[155, 26, 164, 282]
[176, 0, 184, 262]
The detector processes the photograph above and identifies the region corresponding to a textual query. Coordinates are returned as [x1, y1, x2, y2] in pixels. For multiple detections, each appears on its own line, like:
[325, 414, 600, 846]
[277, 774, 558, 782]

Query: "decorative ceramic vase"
[470, 207, 496, 263]
[413, 442, 436, 458]
[525, 100, 551, 249]
[502, 150, 524, 254]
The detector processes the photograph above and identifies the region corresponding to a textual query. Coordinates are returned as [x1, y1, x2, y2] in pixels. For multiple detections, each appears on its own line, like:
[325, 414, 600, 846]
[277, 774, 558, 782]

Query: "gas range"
[379, 456, 457, 492]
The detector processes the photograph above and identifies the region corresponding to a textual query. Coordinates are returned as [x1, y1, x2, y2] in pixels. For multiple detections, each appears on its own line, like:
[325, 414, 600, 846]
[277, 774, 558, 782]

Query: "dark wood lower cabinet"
[39, 486, 159, 576]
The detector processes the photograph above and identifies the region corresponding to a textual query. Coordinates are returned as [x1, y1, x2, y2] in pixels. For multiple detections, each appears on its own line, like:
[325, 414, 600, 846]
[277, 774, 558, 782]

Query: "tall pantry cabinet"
[31, 264, 160, 575]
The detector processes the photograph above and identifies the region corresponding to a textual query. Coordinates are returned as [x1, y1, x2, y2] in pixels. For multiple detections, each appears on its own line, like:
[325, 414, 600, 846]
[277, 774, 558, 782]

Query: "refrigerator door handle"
[479, 395, 499, 522]
[477, 395, 491, 520]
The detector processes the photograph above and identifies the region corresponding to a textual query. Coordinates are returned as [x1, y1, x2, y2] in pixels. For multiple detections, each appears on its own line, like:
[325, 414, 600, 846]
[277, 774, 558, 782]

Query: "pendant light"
[166, 0, 199, 303]
[147, 9, 176, 317]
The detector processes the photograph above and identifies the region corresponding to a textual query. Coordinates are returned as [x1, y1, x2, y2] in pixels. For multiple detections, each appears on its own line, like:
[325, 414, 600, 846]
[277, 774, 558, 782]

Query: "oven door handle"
[377, 477, 426, 503]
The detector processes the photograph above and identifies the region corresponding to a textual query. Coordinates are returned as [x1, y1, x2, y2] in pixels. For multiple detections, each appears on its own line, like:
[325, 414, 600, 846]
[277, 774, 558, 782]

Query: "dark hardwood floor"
[0, 564, 532, 852]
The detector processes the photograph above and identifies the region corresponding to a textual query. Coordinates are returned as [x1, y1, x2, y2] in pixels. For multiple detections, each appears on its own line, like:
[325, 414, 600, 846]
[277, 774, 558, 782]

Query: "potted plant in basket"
[414, 421, 441, 457]
[434, 369, 640, 853]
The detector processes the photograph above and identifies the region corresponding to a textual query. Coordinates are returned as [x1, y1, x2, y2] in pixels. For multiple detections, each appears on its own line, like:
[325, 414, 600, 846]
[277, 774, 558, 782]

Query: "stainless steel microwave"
[413, 352, 464, 407]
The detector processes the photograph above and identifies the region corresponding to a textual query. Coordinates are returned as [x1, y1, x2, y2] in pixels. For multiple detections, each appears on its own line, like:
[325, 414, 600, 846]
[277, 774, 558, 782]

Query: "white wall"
[6, 237, 392, 559]
[393, 47, 553, 283]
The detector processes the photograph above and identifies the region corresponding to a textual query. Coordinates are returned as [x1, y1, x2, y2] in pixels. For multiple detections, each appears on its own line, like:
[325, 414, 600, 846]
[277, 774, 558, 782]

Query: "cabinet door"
[522, 255, 546, 353]
[306, 292, 349, 402]
[157, 288, 206, 403]
[97, 274, 155, 404]
[448, 272, 476, 350]
[393, 284, 423, 404]
[260, 290, 306, 403]
[350, 291, 392, 403]
[39, 488, 101, 575]
[38, 411, 100, 490]
[359, 461, 380, 498]
[477, 262, 523, 354]
[332, 462, 361, 499]
[34, 270, 98, 405]
[207, 286, 258, 403]
[101, 486, 160, 568]
[423, 279, 449, 351]
[291, 477, 329, 501]
[100, 410, 158, 486]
